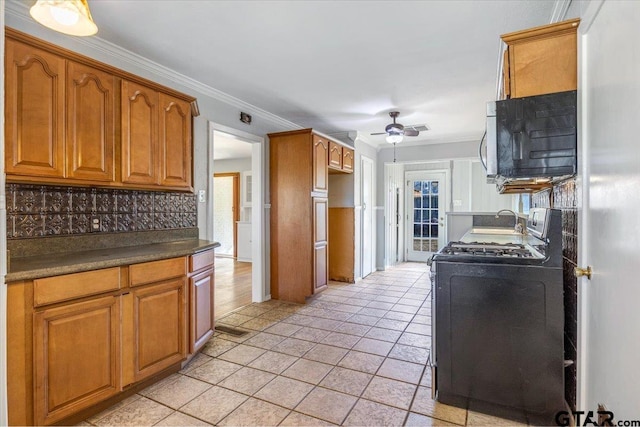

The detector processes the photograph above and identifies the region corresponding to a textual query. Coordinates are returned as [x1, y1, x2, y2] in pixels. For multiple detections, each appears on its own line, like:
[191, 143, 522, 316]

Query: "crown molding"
[550, 0, 573, 23]
[5, 1, 302, 132]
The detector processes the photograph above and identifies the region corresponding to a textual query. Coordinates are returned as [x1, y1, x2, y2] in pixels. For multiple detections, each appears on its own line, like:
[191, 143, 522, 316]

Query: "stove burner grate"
[440, 241, 535, 258]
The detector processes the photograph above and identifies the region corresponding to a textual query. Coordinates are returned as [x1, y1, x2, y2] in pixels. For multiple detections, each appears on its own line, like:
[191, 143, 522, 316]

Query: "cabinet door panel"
[159, 93, 192, 189]
[313, 197, 328, 294]
[121, 81, 159, 185]
[312, 135, 328, 193]
[5, 39, 65, 178]
[329, 141, 342, 169]
[66, 61, 116, 182]
[314, 244, 328, 294]
[128, 278, 187, 383]
[342, 147, 354, 172]
[190, 269, 214, 353]
[34, 296, 120, 425]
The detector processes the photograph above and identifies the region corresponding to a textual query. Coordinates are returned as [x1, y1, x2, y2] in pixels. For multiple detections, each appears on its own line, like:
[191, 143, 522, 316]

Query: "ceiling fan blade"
[404, 129, 419, 137]
[370, 132, 387, 136]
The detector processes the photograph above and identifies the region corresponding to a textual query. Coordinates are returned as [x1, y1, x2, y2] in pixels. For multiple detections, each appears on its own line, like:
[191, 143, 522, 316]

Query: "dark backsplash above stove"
[6, 184, 197, 239]
[533, 178, 578, 411]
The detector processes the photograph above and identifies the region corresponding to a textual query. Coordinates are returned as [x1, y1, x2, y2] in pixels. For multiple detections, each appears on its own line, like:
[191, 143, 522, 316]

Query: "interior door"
[578, 2, 640, 416]
[406, 171, 447, 262]
[213, 173, 240, 257]
[361, 156, 374, 277]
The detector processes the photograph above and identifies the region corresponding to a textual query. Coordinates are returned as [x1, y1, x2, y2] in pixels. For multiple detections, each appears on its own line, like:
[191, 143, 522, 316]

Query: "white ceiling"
[213, 132, 253, 160]
[20, 1, 564, 148]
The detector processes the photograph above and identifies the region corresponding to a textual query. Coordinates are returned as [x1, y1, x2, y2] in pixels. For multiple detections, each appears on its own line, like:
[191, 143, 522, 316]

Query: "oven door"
[434, 260, 564, 418]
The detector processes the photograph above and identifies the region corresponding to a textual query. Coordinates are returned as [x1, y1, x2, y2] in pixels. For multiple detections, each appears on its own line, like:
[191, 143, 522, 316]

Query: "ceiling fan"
[371, 111, 425, 144]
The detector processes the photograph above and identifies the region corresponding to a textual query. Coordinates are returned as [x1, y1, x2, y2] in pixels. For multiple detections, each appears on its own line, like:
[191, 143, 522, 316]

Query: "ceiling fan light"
[30, 0, 98, 36]
[386, 134, 403, 144]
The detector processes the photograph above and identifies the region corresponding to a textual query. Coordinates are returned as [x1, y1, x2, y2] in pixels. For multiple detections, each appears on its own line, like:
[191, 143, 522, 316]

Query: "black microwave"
[485, 90, 577, 181]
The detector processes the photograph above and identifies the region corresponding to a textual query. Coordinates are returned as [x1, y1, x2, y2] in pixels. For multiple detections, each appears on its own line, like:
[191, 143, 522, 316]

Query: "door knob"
[574, 266, 592, 280]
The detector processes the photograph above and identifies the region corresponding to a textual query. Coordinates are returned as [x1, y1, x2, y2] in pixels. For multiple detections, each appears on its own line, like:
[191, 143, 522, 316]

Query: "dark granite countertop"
[6, 238, 220, 282]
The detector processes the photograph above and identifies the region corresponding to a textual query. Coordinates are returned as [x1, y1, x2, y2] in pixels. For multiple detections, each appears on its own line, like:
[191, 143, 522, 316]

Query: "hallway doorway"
[209, 122, 265, 319]
[213, 173, 240, 258]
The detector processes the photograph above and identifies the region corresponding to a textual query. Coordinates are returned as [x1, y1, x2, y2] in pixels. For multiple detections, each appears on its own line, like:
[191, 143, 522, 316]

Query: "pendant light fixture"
[30, 0, 98, 36]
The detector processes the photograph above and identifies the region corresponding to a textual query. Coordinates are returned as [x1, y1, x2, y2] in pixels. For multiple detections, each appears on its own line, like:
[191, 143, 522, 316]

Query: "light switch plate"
[198, 190, 206, 203]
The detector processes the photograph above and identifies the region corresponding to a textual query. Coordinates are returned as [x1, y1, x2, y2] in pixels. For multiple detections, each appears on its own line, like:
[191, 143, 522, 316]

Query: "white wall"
[328, 174, 354, 208]
[213, 157, 252, 174]
[376, 139, 515, 268]
[376, 139, 479, 204]
[451, 160, 514, 212]
[578, 0, 640, 417]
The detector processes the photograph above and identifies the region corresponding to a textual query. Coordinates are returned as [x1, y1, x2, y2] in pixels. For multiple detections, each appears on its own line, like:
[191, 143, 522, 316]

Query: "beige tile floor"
[82, 263, 530, 426]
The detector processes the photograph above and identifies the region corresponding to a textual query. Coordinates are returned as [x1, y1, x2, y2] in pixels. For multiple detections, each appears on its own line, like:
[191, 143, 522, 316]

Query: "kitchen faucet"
[495, 209, 524, 234]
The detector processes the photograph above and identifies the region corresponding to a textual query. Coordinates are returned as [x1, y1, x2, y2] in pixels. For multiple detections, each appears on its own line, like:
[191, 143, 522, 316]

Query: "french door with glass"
[406, 171, 447, 262]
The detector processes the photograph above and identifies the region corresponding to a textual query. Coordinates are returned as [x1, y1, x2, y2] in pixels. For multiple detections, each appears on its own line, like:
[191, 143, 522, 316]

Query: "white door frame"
[384, 162, 404, 268]
[208, 122, 266, 302]
[405, 169, 449, 262]
[360, 155, 375, 278]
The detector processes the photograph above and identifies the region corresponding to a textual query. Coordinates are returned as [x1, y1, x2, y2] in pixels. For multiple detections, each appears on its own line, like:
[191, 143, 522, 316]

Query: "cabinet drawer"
[190, 249, 215, 273]
[34, 267, 121, 307]
[130, 257, 186, 287]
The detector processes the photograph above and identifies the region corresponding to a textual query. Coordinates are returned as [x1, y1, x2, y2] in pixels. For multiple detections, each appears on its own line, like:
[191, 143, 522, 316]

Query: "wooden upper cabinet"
[501, 18, 579, 99]
[159, 93, 193, 190]
[66, 61, 116, 182]
[4, 29, 197, 191]
[342, 147, 354, 172]
[121, 80, 159, 186]
[312, 135, 329, 194]
[328, 141, 343, 170]
[328, 141, 354, 174]
[5, 38, 65, 178]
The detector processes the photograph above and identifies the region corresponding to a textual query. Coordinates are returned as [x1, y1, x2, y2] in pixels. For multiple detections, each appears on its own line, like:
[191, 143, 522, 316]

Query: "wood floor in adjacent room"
[215, 256, 253, 319]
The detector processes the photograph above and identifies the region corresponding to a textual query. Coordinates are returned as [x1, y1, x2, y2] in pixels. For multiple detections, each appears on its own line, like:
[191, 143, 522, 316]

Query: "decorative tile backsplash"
[6, 184, 197, 239]
[534, 178, 578, 410]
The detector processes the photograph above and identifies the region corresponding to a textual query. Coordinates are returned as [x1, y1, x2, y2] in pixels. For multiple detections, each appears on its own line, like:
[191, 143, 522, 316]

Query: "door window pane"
[410, 178, 440, 253]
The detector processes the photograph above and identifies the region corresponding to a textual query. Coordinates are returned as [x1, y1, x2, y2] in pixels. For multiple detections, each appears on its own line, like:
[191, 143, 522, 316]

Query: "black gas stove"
[431, 208, 564, 425]
[433, 208, 560, 267]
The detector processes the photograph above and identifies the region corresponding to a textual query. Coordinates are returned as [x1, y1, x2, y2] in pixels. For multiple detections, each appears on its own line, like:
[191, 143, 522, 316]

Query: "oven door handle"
[427, 348, 437, 400]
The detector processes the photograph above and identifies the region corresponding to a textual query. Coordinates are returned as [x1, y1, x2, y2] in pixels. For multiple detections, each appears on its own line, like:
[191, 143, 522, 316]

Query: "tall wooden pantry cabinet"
[269, 129, 328, 303]
[270, 129, 356, 303]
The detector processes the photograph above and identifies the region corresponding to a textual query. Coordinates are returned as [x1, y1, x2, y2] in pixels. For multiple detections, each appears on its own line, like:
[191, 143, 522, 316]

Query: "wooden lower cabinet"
[33, 296, 121, 426]
[189, 249, 215, 352]
[190, 269, 215, 352]
[7, 252, 210, 426]
[123, 277, 188, 385]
